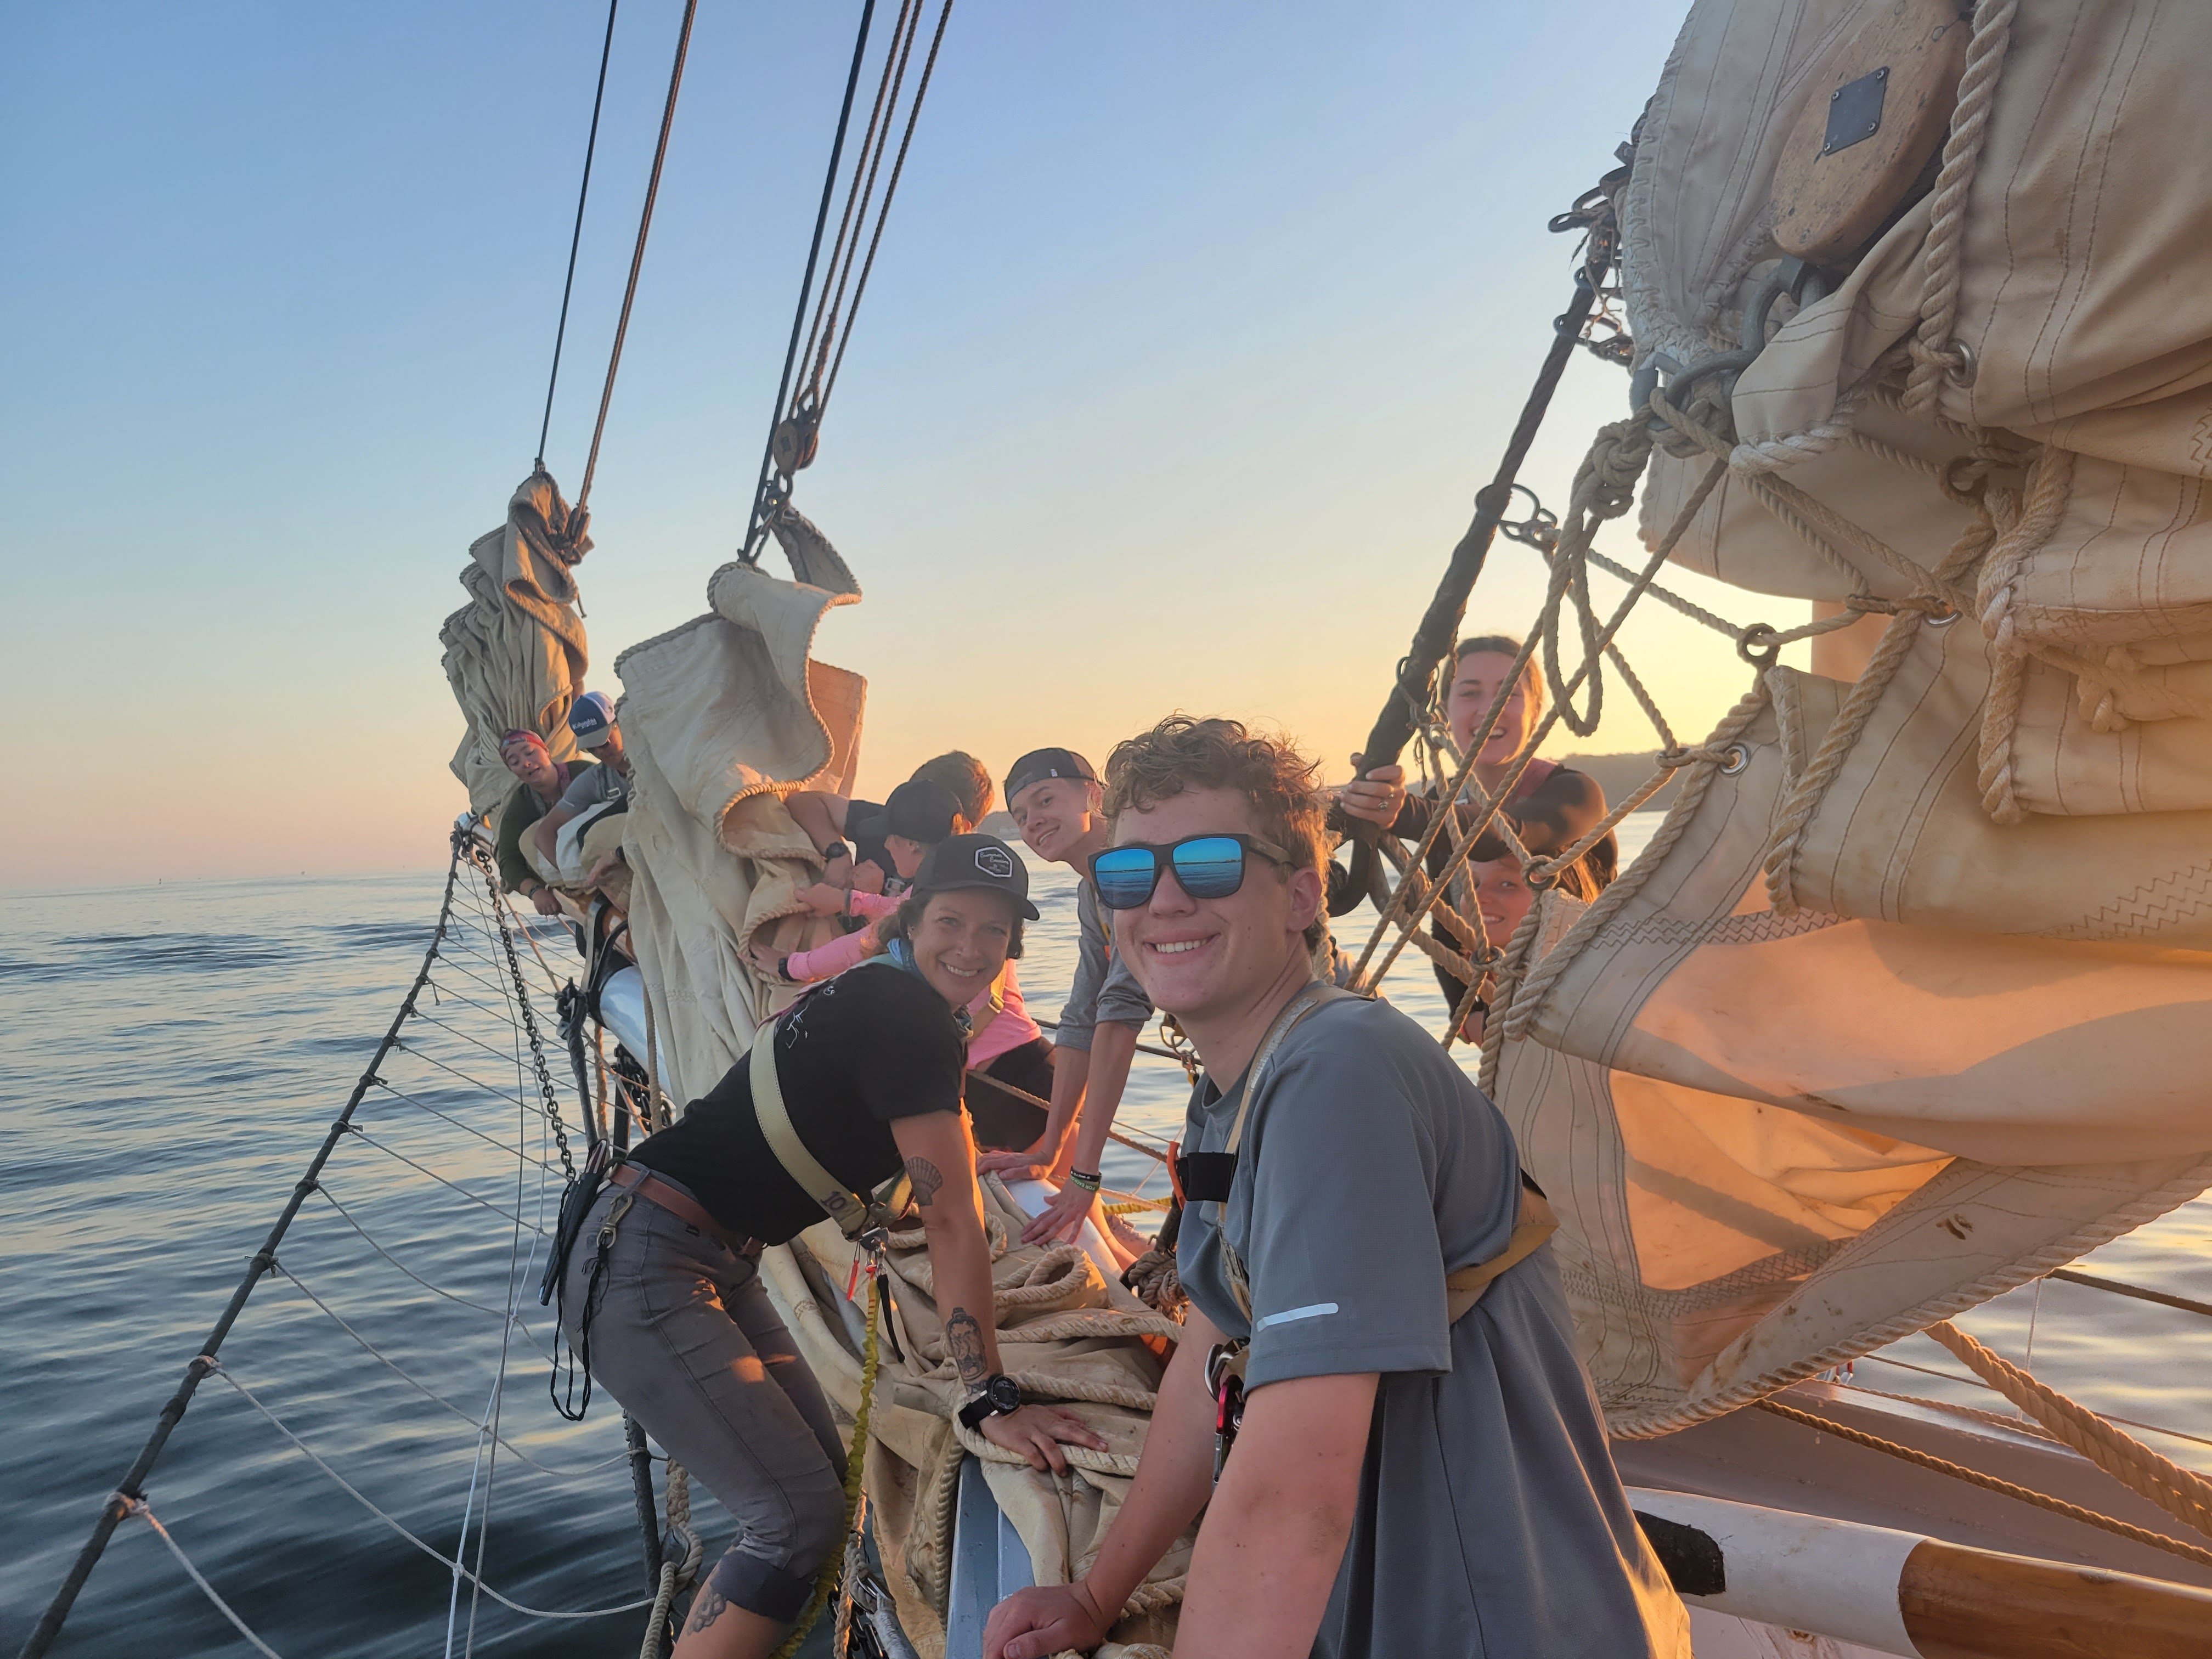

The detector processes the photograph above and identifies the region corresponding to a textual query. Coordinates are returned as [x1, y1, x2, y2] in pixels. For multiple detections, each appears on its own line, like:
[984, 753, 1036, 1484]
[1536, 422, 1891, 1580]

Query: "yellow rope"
[1752, 1397, 2212, 1570]
[1927, 1320, 2212, 1541]
[770, 1272, 883, 1658]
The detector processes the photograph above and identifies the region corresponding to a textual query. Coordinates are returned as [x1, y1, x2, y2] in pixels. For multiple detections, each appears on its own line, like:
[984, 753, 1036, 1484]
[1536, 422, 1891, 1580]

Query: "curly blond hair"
[1102, 715, 1328, 946]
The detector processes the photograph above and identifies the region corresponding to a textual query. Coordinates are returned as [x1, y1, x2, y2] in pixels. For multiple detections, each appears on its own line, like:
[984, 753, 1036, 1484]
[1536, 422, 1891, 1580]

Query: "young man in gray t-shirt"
[984, 716, 1686, 1659]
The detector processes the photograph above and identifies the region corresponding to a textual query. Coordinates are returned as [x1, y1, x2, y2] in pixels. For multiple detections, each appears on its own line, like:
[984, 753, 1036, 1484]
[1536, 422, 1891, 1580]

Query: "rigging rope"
[740, 0, 883, 559]
[576, 0, 701, 511]
[1753, 1396, 2212, 1571]
[18, 839, 470, 1659]
[741, 0, 955, 560]
[534, 0, 623, 473]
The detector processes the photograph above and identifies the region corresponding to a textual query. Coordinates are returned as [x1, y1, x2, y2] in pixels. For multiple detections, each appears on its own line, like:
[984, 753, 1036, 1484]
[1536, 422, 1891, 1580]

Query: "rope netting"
[19, 832, 696, 1659]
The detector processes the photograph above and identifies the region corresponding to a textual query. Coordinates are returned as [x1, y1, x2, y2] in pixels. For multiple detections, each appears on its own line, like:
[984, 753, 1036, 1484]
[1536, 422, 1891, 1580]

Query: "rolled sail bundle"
[1485, 0, 2212, 1436]
[610, 510, 868, 1102]
[439, 470, 593, 811]
[756, 1178, 1190, 1659]
[1627, 0, 2212, 820]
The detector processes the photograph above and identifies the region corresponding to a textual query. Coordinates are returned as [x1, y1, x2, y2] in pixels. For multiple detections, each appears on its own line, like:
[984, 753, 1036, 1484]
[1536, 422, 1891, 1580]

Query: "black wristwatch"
[821, 839, 853, 866]
[957, 1374, 1022, 1430]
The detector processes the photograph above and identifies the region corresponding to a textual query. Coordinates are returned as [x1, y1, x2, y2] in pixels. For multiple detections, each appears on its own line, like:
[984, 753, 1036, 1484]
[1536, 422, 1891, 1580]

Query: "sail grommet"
[1719, 744, 1751, 776]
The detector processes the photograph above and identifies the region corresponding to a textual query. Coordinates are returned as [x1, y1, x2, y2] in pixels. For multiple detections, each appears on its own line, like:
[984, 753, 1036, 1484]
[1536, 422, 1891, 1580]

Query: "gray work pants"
[562, 1178, 847, 1621]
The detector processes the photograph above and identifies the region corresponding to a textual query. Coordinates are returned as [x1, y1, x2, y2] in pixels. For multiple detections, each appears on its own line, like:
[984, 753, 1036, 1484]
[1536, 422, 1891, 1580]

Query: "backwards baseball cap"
[885, 778, 961, 844]
[1005, 747, 1097, 804]
[912, 833, 1040, 919]
[567, 691, 616, 746]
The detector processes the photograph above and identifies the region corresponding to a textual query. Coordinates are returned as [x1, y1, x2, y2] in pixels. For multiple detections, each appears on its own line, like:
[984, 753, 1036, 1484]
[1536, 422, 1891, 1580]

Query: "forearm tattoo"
[905, 1155, 944, 1207]
[684, 1584, 731, 1636]
[945, 1306, 987, 1385]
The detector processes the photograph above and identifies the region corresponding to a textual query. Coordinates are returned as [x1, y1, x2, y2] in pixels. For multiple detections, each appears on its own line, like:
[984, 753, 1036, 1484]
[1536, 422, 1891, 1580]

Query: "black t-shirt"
[628, 963, 965, 1244]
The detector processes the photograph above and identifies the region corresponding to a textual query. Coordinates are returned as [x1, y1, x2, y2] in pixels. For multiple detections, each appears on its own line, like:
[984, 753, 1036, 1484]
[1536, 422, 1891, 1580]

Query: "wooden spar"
[1629, 1487, 2212, 1658]
[1899, 1538, 2212, 1659]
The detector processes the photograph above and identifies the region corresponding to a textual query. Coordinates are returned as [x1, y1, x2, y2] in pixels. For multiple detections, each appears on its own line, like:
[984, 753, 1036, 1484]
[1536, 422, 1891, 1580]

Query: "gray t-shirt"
[557, 759, 630, 814]
[1177, 993, 1688, 1659]
[1053, 877, 1154, 1052]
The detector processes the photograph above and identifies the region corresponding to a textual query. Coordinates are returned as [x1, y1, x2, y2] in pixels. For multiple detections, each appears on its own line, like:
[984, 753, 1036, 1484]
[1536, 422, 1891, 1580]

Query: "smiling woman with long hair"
[555, 834, 1104, 1659]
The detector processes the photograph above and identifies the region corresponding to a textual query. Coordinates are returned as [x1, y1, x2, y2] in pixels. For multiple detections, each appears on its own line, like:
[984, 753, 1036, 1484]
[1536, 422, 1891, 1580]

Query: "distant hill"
[1554, 752, 1677, 814]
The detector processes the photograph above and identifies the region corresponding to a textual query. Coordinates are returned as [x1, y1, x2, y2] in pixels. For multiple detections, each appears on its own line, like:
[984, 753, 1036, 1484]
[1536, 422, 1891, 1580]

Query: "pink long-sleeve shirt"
[782, 928, 1040, 1066]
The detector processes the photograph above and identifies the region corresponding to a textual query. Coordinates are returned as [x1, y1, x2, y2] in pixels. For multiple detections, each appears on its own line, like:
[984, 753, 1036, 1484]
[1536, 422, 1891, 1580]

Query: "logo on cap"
[974, 845, 1015, 879]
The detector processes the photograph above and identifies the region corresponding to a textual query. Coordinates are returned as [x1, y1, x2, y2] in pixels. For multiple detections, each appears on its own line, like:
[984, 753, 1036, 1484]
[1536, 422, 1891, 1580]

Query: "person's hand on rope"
[977, 1402, 1108, 1475]
[983, 1578, 1115, 1659]
[527, 883, 565, 918]
[975, 1131, 1060, 1178]
[1020, 1179, 1098, 1246]
[1336, 759, 1407, 828]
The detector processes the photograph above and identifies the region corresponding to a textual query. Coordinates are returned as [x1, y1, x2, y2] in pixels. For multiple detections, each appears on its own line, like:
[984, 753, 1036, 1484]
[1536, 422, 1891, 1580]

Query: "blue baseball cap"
[568, 691, 617, 746]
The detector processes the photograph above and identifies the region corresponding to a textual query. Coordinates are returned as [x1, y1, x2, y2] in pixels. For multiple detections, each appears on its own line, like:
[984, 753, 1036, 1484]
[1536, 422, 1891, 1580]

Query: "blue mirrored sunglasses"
[1088, 834, 1295, 910]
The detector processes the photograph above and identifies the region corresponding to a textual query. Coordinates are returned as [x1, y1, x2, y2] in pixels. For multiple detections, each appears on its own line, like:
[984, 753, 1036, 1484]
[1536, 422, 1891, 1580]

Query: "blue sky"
[3, 2, 1788, 886]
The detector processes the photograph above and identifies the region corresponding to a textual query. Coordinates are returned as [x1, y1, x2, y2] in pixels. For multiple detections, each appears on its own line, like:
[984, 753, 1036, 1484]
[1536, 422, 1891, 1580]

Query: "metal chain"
[465, 843, 578, 1186]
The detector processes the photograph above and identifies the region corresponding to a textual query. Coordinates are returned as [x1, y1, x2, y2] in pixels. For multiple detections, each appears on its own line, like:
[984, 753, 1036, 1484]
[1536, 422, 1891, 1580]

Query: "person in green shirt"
[490, 728, 595, 914]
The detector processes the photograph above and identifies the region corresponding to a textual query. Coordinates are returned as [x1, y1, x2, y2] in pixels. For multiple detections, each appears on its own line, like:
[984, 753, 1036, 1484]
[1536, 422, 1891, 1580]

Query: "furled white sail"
[1494, 0, 2212, 1435]
[439, 471, 592, 812]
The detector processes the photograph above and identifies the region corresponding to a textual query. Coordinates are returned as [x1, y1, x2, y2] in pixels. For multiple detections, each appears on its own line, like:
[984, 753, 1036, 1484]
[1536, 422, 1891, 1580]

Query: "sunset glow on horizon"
[4, 3, 1805, 889]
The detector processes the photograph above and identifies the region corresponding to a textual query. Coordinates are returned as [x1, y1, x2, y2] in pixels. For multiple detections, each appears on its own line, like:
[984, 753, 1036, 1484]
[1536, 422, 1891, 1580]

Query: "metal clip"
[596, 1190, 635, 1249]
[1207, 1340, 1250, 1484]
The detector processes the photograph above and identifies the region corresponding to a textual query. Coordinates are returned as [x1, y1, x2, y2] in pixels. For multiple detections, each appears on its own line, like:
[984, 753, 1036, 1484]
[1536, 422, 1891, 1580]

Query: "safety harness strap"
[749, 1016, 880, 1241]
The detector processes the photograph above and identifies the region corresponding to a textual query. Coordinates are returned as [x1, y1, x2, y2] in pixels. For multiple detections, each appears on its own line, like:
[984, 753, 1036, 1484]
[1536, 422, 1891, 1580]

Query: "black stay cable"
[577, 0, 701, 512]
[794, 0, 916, 420]
[798, 0, 924, 412]
[534, 0, 622, 476]
[822, 0, 952, 409]
[740, 0, 883, 562]
[741, 0, 954, 562]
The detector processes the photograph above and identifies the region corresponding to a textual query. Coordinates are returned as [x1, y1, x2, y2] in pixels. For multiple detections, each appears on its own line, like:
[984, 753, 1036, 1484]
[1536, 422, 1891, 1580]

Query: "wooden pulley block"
[1771, 0, 1971, 267]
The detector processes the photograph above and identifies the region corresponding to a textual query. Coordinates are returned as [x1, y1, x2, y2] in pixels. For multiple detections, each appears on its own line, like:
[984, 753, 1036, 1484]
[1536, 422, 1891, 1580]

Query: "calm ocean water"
[7, 827, 2211, 1655]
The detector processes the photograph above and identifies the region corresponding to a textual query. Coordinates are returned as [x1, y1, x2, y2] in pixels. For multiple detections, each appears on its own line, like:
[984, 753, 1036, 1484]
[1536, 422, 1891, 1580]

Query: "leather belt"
[609, 1161, 760, 1256]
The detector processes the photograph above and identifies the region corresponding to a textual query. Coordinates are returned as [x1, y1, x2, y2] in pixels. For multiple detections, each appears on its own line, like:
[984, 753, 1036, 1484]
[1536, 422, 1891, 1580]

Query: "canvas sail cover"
[1625, 0, 2212, 819]
[1488, 0, 2212, 1433]
[440, 471, 593, 812]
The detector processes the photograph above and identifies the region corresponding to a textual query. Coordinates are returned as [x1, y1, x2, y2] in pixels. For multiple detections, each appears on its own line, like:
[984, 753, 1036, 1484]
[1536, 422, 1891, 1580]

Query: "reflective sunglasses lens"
[1170, 836, 1247, 900]
[1091, 848, 1159, 910]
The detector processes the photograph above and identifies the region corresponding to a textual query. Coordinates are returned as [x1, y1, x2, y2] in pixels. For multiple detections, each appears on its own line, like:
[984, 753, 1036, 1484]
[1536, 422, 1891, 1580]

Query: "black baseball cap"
[1005, 747, 1097, 804]
[912, 833, 1040, 919]
[884, 778, 960, 843]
